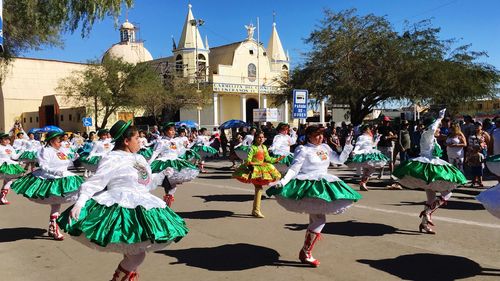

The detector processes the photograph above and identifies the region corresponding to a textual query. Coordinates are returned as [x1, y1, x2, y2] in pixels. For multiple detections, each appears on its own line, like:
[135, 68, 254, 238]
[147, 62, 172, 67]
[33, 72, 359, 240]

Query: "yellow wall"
[0, 58, 86, 131]
[220, 95, 241, 121]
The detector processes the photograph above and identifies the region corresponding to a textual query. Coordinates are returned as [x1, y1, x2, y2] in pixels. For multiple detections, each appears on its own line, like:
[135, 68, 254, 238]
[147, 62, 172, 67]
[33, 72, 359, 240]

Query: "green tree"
[290, 9, 499, 125]
[58, 56, 154, 130]
[2, 0, 133, 58]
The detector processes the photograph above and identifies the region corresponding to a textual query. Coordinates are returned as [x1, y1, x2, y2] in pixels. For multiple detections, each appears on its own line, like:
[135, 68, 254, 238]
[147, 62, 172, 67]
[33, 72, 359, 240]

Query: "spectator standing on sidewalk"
[446, 123, 467, 172]
[377, 116, 397, 179]
[396, 120, 411, 164]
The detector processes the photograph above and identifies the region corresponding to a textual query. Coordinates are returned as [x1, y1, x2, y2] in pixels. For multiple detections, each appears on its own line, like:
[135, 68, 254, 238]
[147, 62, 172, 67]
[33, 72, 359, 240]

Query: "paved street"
[2, 161, 500, 281]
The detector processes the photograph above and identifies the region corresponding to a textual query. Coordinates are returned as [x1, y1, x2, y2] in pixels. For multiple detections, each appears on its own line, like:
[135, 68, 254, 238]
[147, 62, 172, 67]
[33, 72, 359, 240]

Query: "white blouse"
[33, 146, 76, 179]
[353, 134, 378, 155]
[75, 151, 166, 209]
[139, 137, 151, 149]
[420, 118, 442, 159]
[193, 135, 212, 146]
[88, 139, 114, 158]
[12, 139, 27, 150]
[242, 134, 254, 146]
[23, 139, 42, 152]
[151, 137, 184, 161]
[0, 144, 20, 165]
[279, 143, 353, 185]
[269, 134, 296, 156]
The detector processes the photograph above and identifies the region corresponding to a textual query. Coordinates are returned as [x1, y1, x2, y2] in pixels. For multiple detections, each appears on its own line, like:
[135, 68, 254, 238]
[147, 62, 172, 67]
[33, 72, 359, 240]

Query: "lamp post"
[190, 18, 204, 129]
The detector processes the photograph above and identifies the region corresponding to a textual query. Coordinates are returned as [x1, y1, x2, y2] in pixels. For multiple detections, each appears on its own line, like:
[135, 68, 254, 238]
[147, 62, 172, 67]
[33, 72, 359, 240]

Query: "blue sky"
[23, 0, 500, 69]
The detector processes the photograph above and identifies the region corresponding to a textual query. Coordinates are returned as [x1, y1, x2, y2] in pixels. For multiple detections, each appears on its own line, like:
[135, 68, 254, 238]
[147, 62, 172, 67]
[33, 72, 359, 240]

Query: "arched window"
[282, 65, 289, 71]
[175, 54, 183, 73]
[248, 63, 256, 82]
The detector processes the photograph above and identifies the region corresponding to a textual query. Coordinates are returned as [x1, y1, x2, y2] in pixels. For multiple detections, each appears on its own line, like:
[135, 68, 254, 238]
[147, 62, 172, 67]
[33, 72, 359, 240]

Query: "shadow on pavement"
[175, 210, 234, 220]
[198, 175, 233, 180]
[358, 253, 500, 281]
[156, 243, 284, 270]
[390, 200, 485, 210]
[285, 220, 420, 236]
[194, 194, 266, 203]
[0, 227, 48, 242]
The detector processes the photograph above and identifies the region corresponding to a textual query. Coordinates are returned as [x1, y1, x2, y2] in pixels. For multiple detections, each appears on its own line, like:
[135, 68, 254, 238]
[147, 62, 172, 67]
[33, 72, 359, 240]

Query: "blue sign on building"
[292, 89, 308, 119]
[82, 117, 92, 127]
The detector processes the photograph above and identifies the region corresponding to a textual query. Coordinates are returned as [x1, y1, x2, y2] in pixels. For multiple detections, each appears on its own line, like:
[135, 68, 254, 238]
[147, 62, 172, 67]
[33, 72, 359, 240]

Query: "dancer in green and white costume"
[177, 128, 200, 164]
[18, 132, 41, 172]
[58, 120, 188, 281]
[348, 124, 389, 191]
[235, 127, 256, 161]
[80, 129, 113, 176]
[0, 132, 25, 205]
[149, 123, 199, 207]
[190, 127, 218, 172]
[269, 123, 296, 174]
[137, 130, 154, 160]
[11, 131, 84, 240]
[267, 125, 361, 267]
[393, 109, 467, 234]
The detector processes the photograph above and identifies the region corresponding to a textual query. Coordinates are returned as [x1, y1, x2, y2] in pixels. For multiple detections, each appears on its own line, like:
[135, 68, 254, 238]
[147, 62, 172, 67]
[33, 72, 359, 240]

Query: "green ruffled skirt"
[0, 162, 25, 176]
[393, 160, 466, 191]
[350, 152, 389, 163]
[270, 153, 294, 166]
[192, 145, 218, 155]
[233, 163, 281, 185]
[150, 159, 197, 173]
[267, 178, 362, 214]
[179, 150, 201, 161]
[12, 174, 83, 200]
[393, 160, 466, 184]
[57, 199, 188, 254]
[19, 151, 37, 161]
[137, 147, 154, 159]
[486, 154, 500, 176]
[80, 155, 101, 165]
[267, 178, 362, 201]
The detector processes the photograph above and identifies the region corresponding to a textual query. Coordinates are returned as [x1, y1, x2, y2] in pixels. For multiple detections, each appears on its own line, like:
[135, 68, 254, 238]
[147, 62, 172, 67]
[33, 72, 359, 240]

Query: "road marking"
[193, 180, 500, 229]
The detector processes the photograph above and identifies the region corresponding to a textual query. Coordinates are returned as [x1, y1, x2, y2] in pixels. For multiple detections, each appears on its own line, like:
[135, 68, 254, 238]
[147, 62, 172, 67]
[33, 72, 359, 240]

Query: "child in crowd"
[467, 145, 485, 187]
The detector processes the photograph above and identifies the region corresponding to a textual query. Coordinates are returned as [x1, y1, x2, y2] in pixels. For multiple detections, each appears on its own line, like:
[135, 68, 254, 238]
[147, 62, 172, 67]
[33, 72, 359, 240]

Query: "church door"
[246, 98, 258, 124]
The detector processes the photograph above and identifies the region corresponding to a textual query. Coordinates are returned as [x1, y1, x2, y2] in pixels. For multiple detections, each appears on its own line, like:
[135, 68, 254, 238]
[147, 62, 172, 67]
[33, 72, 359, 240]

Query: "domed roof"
[121, 20, 135, 30]
[104, 42, 153, 64]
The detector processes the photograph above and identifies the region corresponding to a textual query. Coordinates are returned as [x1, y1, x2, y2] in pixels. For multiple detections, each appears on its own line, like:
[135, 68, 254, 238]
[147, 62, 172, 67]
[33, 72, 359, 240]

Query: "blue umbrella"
[28, 128, 42, 134]
[40, 125, 64, 133]
[175, 120, 198, 128]
[219, 119, 249, 129]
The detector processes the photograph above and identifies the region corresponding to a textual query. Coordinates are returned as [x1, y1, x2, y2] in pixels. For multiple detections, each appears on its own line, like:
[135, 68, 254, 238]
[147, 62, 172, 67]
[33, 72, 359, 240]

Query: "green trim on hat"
[45, 131, 64, 142]
[0, 132, 9, 139]
[423, 117, 436, 130]
[111, 120, 133, 142]
[277, 122, 290, 131]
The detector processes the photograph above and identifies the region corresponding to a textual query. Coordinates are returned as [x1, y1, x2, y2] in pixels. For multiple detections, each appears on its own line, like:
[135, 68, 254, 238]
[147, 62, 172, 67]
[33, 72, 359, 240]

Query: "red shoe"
[49, 214, 64, 241]
[163, 194, 175, 207]
[111, 265, 139, 281]
[0, 189, 11, 205]
[298, 230, 321, 267]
